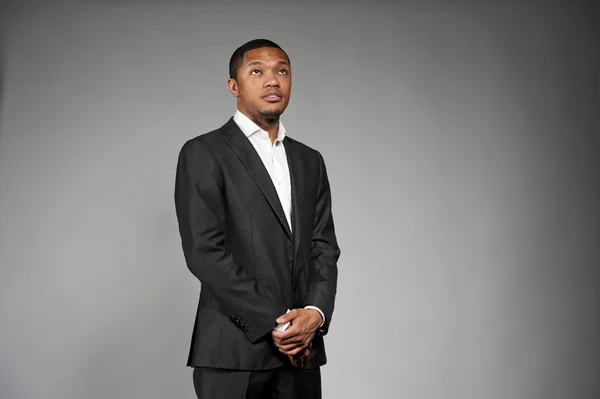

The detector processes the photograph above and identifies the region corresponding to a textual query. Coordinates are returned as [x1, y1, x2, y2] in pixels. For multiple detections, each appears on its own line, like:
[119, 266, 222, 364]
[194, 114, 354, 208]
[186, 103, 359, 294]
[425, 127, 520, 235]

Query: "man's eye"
[251, 70, 261, 75]
[278, 69, 288, 74]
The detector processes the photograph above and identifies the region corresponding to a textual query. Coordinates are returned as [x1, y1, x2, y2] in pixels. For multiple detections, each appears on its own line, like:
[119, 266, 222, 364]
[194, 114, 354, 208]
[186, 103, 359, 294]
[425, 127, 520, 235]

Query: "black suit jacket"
[174, 118, 340, 370]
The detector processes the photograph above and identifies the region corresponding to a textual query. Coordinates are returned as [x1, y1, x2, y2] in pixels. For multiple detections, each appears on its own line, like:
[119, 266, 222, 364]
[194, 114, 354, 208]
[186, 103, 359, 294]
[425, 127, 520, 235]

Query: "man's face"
[228, 47, 291, 121]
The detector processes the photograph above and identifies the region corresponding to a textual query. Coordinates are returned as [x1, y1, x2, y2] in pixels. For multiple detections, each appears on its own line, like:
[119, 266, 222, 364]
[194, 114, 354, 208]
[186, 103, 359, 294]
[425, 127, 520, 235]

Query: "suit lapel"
[284, 136, 303, 259]
[220, 118, 292, 239]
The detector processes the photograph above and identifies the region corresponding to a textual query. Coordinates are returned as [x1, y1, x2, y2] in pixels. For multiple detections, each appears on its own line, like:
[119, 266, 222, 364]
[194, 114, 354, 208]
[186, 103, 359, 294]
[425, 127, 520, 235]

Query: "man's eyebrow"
[245, 60, 290, 67]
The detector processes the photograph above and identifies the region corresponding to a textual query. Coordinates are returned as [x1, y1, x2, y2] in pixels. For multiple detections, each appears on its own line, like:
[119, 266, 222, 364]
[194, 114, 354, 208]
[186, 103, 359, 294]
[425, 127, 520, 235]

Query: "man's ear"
[227, 78, 239, 97]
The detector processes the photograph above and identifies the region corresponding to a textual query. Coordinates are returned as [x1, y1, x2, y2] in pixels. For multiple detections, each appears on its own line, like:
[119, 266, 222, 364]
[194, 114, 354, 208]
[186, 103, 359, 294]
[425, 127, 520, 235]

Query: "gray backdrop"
[1, 1, 599, 398]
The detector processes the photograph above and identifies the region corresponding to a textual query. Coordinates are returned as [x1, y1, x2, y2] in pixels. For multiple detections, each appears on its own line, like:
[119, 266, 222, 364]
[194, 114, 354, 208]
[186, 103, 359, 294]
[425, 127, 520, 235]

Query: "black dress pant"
[192, 365, 321, 399]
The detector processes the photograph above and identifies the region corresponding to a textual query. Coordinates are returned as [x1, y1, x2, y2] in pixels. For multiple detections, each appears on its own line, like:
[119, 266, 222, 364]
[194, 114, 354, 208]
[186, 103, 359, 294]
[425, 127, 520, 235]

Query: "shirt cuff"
[304, 306, 325, 328]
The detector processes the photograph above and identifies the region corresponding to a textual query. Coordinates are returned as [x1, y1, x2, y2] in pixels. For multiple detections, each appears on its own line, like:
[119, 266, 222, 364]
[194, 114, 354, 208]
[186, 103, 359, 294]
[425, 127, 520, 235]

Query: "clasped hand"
[272, 308, 322, 367]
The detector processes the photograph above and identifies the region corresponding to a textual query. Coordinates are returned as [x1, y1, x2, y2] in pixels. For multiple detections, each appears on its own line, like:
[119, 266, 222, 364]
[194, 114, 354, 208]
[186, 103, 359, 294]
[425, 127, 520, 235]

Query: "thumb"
[276, 309, 295, 324]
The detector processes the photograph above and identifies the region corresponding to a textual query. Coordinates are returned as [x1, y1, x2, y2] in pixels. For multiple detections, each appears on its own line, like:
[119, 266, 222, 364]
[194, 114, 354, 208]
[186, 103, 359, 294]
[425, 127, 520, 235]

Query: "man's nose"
[263, 72, 280, 87]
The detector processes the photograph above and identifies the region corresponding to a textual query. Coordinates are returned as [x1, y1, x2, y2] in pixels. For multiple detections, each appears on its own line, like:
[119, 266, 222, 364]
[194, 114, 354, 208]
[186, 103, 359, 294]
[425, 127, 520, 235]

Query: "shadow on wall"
[0, 1, 12, 143]
[0, 38, 4, 143]
[0, 0, 23, 142]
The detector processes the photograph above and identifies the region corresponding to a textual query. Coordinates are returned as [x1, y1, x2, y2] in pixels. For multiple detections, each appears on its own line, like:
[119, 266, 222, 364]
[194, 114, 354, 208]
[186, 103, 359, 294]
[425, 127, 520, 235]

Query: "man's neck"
[239, 110, 280, 144]
[263, 121, 279, 144]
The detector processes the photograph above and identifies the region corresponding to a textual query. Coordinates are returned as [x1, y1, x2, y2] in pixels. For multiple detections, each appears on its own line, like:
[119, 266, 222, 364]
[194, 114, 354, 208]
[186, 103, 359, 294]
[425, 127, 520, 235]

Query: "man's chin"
[258, 107, 285, 119]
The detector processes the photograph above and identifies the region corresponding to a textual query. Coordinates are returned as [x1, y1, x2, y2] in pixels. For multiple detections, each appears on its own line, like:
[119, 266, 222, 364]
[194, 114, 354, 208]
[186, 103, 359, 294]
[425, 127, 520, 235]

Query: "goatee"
[258, 108, 283, 118]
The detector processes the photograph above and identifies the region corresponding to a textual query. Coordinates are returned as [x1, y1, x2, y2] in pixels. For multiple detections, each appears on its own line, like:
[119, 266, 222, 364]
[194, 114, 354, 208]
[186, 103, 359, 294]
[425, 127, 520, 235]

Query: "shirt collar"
[233, 110, 287, 142]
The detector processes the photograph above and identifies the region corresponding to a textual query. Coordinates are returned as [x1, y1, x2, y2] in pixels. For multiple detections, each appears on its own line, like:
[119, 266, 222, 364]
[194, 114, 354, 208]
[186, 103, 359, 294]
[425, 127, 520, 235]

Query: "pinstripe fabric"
[192, 366, 322, 399]
[174, 118, 340, 371]
[193, 368, 250, 399]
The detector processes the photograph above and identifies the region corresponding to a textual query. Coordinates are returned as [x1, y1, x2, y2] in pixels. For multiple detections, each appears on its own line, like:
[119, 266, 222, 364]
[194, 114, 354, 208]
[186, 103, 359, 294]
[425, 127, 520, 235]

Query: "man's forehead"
[243, 47, 290, 65]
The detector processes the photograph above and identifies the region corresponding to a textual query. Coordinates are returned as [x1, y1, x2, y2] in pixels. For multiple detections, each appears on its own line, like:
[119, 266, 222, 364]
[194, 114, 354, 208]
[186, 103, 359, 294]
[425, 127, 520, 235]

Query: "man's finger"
[288, 346, 305, 356]
[271, 331, 305, 342]
[303, 348, 310, 367]
[297, 347, 310, 368]
[296, 350, 308, 368]
[276, 308, 299, 325]
[276, 337, 307, 349]
[277, 336, 313, 353]
[272, 324, 303, 341]
[279, 344, 309, 356]
[288, 354, 297, 367]
[277, 342, 305, 352]
[278, 343, 304, 354]
[276, 333, 305, 344]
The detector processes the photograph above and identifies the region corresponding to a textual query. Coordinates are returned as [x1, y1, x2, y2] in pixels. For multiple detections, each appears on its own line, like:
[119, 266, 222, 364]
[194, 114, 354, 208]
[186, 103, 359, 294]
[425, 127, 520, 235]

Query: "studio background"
[1, 1, 599, 398]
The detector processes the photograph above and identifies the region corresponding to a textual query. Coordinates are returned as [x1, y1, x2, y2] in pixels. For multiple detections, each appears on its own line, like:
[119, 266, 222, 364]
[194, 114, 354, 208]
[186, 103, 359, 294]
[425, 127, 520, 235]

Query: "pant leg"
[193, 367, 250, 399]
[272, 367, 321, 399]
[192, 367, 279, 399]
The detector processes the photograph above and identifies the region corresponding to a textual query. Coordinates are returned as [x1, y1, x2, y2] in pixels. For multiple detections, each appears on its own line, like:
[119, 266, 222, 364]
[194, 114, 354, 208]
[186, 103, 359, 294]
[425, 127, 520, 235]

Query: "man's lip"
[262, 92, 283, 99]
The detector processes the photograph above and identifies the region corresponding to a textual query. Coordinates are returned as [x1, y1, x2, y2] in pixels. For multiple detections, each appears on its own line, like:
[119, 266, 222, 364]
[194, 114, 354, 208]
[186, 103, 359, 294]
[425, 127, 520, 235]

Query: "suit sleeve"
[303, 151, 341, 336]
[174, 139, 288, 343]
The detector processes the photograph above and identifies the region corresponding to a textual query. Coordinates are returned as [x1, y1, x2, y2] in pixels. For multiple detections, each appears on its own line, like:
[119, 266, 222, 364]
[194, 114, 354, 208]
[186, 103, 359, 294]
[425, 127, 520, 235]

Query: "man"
[174, 39, 340, 399]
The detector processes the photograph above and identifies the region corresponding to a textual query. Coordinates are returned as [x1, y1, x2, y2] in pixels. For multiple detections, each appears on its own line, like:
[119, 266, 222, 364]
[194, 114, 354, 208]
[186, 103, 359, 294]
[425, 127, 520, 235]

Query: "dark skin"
[273, 308, 322, 367]
[227, 47, 323, 366]
[227, 47, 291, 143]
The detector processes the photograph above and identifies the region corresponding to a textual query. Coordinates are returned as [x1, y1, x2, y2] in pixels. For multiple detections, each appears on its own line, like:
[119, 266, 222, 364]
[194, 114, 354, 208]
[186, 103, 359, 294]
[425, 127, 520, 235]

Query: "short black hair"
[229, 39, 290, 80]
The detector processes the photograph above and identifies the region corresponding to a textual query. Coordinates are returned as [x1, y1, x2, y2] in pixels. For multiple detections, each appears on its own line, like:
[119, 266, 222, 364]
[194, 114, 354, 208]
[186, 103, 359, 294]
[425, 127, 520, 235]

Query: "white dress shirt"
[233, 110, 324, 331]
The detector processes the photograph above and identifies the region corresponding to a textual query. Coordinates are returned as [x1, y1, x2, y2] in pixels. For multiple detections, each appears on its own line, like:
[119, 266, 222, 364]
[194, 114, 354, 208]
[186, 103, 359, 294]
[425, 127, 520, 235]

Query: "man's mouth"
[262, 91, 283, 102]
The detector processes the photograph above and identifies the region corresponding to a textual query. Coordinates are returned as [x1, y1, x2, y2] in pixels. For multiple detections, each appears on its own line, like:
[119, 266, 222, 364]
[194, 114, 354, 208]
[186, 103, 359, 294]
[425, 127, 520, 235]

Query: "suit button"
[289, 257, 294, 264]
[293, 284, 299, 291]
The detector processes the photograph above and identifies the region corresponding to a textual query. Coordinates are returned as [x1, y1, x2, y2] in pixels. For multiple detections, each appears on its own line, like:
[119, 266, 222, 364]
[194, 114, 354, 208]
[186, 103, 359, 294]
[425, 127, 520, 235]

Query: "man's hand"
[272, 308, 322, 356]
[288, 342, 312, 368]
